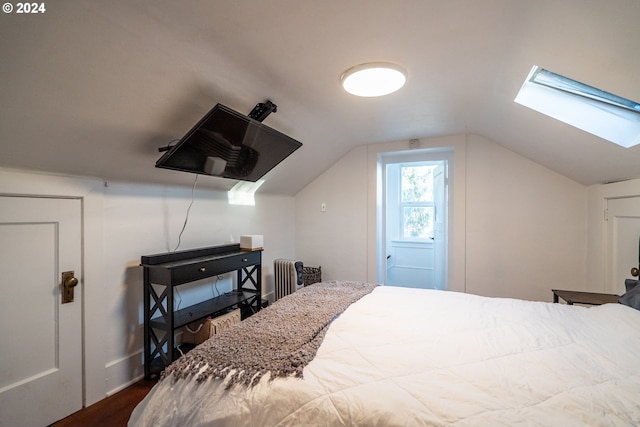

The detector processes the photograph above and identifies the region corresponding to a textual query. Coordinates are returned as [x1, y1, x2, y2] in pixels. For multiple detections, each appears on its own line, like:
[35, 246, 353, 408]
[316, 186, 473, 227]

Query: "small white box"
[240, 235, 263, 250]
[204, 156, 227, 176]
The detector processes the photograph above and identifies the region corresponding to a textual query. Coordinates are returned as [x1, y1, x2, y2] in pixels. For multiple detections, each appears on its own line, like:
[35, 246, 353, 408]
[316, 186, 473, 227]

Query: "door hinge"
[604, 208, 608, 221]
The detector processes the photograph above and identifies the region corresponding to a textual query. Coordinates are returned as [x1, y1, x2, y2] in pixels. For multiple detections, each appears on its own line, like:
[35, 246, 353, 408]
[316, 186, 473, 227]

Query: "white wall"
[295, 134, 588, 302]
[101, 181, 295, 395]
[295, 147, 368, 281]
[0, 167, 295, 405]
[465, 134, 587, 301]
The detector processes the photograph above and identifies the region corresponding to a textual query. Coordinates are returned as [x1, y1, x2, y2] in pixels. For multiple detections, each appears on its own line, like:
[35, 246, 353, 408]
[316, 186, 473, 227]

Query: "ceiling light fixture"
[341, 62, 407, 97]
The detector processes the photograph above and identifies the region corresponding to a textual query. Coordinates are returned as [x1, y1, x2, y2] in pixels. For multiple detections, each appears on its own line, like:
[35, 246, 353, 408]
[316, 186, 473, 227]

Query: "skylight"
[514, 65, 640, 148]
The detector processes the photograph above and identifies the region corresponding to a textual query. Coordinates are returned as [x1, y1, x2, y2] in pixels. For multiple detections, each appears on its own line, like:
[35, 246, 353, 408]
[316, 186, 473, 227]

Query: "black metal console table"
[141, 243, 262, 379]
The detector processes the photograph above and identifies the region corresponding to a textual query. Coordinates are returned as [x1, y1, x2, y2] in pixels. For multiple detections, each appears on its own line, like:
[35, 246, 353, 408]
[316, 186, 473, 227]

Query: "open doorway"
[377, 149, 452, 289]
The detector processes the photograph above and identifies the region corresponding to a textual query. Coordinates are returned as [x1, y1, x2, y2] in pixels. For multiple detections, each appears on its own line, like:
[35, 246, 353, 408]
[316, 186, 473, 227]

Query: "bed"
[129, 281, 640, 426]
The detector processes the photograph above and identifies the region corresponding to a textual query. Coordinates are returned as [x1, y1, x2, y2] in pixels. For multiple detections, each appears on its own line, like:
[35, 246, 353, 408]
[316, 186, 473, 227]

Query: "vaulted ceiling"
[1, 0, 639, 195]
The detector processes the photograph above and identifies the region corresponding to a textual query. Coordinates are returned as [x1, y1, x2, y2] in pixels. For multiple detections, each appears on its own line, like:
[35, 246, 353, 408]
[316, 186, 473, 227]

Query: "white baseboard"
[105, 349, 145, 397]
[264, 291, 274, 303]
[106, 373, 145, 397]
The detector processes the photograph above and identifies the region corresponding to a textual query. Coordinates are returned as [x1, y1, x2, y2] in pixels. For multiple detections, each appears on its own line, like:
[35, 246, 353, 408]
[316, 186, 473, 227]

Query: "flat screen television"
[156, 103, 302, 182]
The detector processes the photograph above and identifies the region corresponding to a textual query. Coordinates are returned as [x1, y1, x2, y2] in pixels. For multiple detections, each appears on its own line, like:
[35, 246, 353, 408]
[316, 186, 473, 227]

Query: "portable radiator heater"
[274, 259, 304, 300]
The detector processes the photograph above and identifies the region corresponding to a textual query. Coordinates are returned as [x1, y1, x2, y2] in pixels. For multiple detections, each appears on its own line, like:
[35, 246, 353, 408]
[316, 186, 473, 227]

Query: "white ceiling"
[1, 0, 639, 195]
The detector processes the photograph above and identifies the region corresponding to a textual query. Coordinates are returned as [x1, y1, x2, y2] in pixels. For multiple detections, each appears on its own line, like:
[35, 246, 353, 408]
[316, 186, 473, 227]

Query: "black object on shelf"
[141, 243, 262, 379]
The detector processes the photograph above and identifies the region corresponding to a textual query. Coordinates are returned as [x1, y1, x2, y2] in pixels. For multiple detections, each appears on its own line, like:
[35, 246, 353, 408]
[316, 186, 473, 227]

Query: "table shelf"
[141, 244, 262, 379]
[149, 291, 255, 329]
[552, 289, 619, 305]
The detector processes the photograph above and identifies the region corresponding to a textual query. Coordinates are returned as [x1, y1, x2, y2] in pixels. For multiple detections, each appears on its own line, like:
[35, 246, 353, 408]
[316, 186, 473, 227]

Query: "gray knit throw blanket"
[162, 280, 378, 387]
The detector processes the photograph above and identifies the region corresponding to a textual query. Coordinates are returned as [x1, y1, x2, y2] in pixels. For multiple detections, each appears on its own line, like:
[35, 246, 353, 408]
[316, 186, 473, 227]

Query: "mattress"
[129, 285, 640, 426]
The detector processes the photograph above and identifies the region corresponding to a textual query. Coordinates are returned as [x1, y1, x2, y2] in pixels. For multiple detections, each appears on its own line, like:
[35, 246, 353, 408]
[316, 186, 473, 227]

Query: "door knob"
[631, 267, 639, 277]
[61, 271, 78, 304]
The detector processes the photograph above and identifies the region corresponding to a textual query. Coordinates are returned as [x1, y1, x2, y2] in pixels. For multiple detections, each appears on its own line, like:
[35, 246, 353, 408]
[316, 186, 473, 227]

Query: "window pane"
[402, 206, 434, 239]
[401, 166, 434, 202]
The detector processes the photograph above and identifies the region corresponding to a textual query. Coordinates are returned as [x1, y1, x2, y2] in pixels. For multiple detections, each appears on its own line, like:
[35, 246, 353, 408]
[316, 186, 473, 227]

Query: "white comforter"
[129, 287, 640, 426]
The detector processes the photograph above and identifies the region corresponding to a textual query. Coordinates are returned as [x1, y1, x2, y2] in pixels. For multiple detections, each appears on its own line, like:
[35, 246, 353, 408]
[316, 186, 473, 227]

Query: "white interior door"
[606, 196, 640, 295]
[0, 196, 83, 427]
[380, 157, 448, 289]
[432, 164, 447, 290]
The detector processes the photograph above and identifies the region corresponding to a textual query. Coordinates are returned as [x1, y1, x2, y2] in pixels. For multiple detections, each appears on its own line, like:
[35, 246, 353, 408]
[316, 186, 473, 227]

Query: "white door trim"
[586, 178, 640, 294]
[0, 168, 106, 406]
[380, 156, 448, 289]
[605, 196, 640, 295]
[365, 135, 467, 293]
[0, 196, 83, 426]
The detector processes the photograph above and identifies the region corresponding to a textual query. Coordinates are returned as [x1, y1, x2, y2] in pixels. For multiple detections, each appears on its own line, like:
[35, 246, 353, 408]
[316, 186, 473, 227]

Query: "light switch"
[321, 202, 327, 212]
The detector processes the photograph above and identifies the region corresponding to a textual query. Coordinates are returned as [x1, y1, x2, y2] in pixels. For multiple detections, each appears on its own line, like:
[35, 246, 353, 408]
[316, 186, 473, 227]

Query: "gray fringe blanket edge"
[161, 280, 378, 387]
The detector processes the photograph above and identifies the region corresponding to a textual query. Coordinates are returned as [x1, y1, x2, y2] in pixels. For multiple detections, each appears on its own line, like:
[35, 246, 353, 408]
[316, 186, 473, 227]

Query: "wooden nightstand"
[552, 289, 619, 305]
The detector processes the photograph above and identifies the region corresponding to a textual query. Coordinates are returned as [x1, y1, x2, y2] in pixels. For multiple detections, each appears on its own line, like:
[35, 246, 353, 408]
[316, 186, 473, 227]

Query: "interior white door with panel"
[606, 196, 640, 295]
[0, 196, 83, 427]
[378, 148, 451, 289]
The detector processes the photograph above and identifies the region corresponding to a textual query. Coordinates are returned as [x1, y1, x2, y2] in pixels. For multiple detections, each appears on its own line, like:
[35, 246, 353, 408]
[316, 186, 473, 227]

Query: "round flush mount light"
[341, 62, 407, 97]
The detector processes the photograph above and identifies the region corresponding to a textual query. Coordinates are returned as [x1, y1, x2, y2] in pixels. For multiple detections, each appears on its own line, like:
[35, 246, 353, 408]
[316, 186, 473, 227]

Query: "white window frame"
[397, 163, 436, 242]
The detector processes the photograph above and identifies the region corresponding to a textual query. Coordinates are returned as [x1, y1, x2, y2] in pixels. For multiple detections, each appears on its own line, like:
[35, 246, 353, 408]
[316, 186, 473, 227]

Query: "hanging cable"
[211, 275, 223, 298]
[174, 174, 199, 252]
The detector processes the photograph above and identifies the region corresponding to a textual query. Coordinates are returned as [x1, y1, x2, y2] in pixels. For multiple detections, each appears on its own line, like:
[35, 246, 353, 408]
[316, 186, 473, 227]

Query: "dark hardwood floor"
[49, 379, 156, 427]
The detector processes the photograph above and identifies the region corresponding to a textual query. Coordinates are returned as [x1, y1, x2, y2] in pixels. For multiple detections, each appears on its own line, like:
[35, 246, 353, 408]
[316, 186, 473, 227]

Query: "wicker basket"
[303, 266, 322, 286]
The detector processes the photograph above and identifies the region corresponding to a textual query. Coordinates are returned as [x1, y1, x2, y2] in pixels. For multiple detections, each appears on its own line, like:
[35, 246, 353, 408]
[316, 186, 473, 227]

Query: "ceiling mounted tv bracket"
[248, 100, 277, 122]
